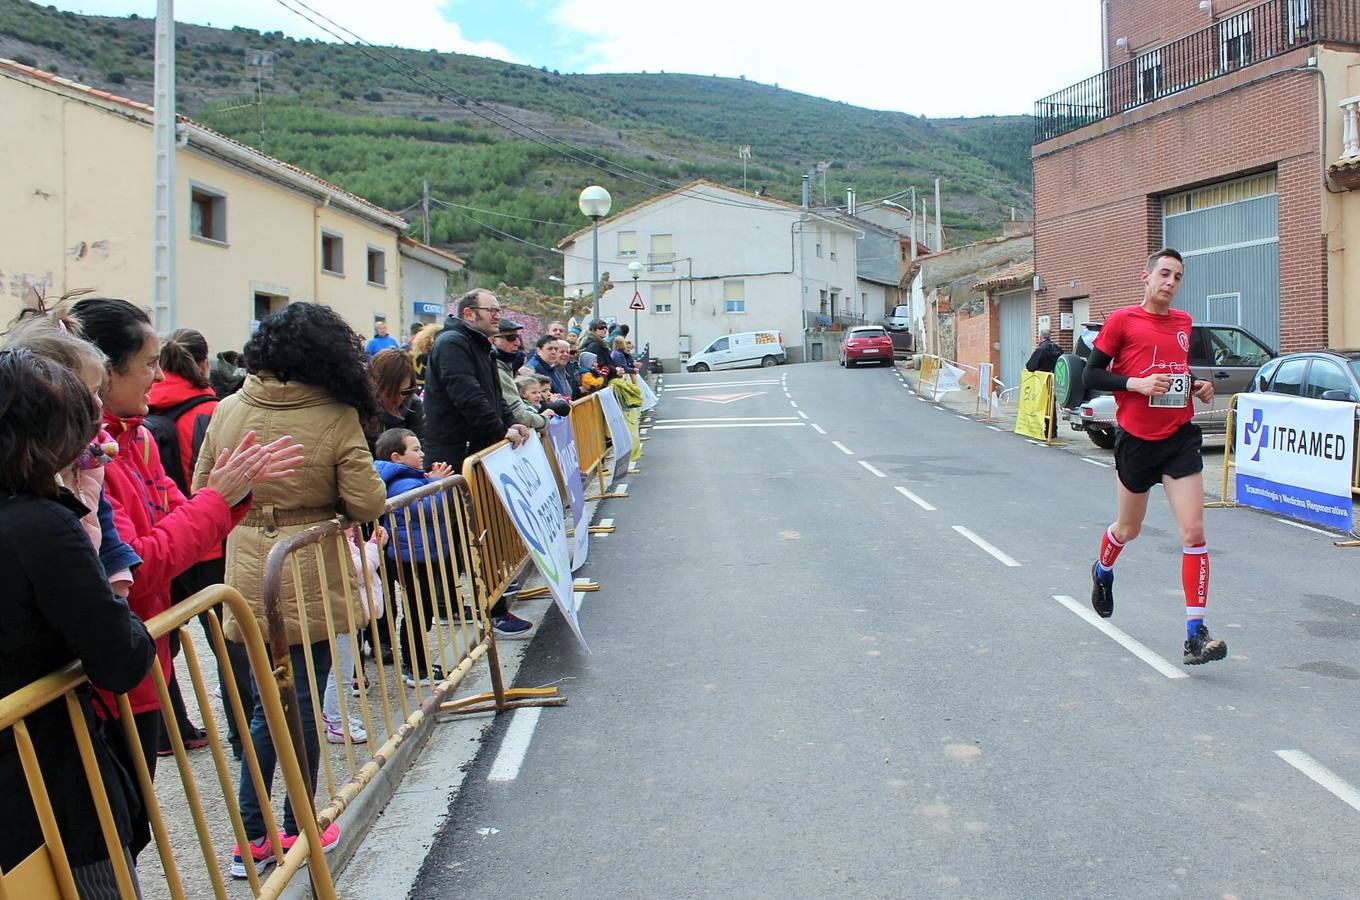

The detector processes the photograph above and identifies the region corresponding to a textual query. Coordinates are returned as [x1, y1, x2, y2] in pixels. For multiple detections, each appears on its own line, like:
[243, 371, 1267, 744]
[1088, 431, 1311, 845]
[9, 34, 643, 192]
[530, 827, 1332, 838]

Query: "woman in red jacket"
[69, 299, 303, 796]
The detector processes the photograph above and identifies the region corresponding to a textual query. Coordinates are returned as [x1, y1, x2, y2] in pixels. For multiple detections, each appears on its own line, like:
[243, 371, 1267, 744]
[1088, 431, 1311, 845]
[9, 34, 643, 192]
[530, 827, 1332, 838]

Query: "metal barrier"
[0, 584, 332, 900]
[917, 354, 940, 398]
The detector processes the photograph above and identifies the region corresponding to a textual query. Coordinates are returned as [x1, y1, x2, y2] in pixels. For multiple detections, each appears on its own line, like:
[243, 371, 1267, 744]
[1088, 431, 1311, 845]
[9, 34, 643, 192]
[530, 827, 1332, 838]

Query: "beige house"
[0, 59, 446, 353]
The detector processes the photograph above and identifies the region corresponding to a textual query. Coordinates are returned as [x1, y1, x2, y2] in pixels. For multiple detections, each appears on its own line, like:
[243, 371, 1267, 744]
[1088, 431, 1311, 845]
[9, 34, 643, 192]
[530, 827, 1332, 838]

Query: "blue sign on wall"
[414, 302, 444, 316]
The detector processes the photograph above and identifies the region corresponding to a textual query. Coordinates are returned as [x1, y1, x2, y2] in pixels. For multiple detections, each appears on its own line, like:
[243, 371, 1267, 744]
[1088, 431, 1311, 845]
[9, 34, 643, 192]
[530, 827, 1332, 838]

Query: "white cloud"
[55, 0, 523, 62]
[553, 0, 1103, 118]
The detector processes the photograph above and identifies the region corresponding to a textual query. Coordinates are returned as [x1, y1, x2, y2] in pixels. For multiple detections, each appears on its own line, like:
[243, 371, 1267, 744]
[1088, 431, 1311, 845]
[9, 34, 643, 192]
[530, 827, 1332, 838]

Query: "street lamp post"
[578, 185, 612, 324]
[628, 260, 643, 352]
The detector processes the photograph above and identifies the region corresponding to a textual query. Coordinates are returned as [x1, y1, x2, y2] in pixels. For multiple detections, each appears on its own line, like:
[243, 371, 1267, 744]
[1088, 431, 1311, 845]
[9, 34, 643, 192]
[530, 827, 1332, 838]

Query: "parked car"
[1055, 321, 1276, 449]
[839, 326, 895, 367]
[1248, 349, 1360, 401]
[884, 304, 911, 332]
[686, 330, 786, 372]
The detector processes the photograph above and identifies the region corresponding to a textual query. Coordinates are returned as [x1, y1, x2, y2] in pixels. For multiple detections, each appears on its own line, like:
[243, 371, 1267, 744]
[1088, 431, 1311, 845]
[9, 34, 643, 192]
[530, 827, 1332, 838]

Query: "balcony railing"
[1035, 0, 1360, 143]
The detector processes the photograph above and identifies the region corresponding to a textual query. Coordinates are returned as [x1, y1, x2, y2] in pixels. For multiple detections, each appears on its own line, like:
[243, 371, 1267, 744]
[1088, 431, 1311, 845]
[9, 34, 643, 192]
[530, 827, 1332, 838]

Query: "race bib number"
[1149, 374, 1189, 408]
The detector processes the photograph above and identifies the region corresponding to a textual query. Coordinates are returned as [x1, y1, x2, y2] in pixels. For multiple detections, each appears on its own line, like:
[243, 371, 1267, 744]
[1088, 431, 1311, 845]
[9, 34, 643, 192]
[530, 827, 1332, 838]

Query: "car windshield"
[1349, 359, 1360, 382]
[851, 328, 887, 338]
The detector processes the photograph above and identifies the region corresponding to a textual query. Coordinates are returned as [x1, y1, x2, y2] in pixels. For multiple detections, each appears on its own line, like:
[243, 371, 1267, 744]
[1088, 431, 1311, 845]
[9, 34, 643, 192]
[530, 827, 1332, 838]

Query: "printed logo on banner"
[596, 388, 634, 485]
[546, 416, 589, 571]
[1235, 393, 1354, 531]
[480, 433, 589, 650]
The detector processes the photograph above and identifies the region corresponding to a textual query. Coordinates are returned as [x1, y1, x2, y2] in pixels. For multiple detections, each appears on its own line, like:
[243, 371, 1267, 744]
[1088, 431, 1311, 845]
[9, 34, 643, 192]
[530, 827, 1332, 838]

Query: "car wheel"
[1054, 354, 1086, 409]
[1087, 428, 1116, 450]
[692, 363, 709, 373]
[761, 355, 777, 368]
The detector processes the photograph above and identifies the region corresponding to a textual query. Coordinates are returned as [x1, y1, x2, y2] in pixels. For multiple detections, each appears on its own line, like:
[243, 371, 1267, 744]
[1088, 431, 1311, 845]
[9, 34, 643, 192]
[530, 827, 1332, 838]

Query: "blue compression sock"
[1187, 617, 1203, 640]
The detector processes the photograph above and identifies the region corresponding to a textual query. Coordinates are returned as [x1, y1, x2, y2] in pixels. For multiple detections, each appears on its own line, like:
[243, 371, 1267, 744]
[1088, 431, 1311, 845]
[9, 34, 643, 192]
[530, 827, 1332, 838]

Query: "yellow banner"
[918, 354, 939, 387]
[1014, 370, 1054, 441]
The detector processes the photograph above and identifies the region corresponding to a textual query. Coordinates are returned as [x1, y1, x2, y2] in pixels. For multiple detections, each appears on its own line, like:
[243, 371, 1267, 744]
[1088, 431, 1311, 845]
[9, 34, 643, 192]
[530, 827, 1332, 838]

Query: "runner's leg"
[1162, 471, 1208, 635]
[1091, 478, 1151, 617]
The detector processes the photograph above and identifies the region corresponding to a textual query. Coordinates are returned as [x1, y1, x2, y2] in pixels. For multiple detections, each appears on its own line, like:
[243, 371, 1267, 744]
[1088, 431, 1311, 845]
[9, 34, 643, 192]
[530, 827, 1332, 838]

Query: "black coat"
[1026, 339, 1062, 373]
[0, 491, 156, 868]
[422, 317, 512, 468]
[378, 394, 426, 441]
[578, 334, 610, 362]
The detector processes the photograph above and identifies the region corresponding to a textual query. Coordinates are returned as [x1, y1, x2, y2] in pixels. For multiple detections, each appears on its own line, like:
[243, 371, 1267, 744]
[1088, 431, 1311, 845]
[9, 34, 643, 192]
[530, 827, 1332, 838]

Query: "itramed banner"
[480, 432, 588, 650]
[546, 415, 589, 571]
[596, 387, 634, 485]
[1235, 393, 1355, 531]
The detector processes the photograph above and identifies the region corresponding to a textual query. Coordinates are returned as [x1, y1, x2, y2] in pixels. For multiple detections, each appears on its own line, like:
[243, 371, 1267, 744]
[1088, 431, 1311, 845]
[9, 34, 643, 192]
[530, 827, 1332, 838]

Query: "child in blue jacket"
[374, 428, 455, 687]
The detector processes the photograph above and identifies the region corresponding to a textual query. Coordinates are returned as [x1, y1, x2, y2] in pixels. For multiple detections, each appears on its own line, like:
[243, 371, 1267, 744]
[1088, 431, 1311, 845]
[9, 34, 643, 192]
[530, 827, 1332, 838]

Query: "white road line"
[615, 483, 628, 495]
[986, 426, 1003, 432]
[657, 416, 797, 423]
[797, 411, 809, 420]
[652, 422, 806, 430]
[1275, 750, 1360, 813]
[789, 400, 799, 409]
[832, 441, 854, 455]
[858, 460, 887, 478]
[951, 526, 1022, 567]
[487, 707, 543, 782]
[1026, 439, 1046, 446]
[1274, 518, 1335, 536]
[955, 415, 969, 420]
[1052, 595, 1188, 680]
[1081, 458, 1113, 468]
[894, 486, 936, 511]
[916, 397, 929, 402]
[811, 424, 827, 435]
[663, 381, 781, 391]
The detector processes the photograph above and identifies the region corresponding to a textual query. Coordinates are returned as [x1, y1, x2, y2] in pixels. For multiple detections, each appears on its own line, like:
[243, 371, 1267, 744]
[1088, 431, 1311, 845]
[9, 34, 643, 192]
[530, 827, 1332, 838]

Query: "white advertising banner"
[1235, 393, 1355, 531]
[640, 377, 660, 412]
[479, 433, 588, 650]
[596, 387, 634, 485]
[930, 362, 965, 400]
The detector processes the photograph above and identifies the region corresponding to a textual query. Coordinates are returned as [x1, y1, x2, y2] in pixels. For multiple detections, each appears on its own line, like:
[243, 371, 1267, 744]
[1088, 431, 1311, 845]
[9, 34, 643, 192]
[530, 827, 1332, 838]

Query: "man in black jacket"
[578, 318, 612, 361]
[423, 289, 530, 471]
[422, 289, 534, 639]
[1025, 327, 1062, 373]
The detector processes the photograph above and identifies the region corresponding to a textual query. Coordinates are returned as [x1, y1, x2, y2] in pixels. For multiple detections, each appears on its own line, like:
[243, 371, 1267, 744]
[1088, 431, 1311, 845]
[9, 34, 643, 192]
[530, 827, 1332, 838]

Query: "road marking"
[917, 397, 929, 402]
[615, 483, 628, 495]
[952, 526, 1022, 567]
[664, 381, 781, 391]
[986, 425, 1003, 432]
[894, 486, 936, 511]
[797, 411, 809, 420]
[1274, 518, 1335, 536]
[1275, 750, 1360, 813]
[652, 422, 805, 430]
[955, 415, 969, 420]
[678, 392, 766, 405]
[858, 461, 887, 478]
[657, 416, 797, 423]
[1052, 595, 1188, 680]
[1081, 458, 1113, 468]
[831, 440, 854, 455]
[1026, 439, 1048, 446]
[811, 424, 827, 435]
[488, 707, 543, 782]
[789, 400, 799, 409]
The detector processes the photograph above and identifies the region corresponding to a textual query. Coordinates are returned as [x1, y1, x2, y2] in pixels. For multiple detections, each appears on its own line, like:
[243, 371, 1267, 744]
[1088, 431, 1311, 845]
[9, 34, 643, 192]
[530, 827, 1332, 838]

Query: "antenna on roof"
[738, 145, 751, 192]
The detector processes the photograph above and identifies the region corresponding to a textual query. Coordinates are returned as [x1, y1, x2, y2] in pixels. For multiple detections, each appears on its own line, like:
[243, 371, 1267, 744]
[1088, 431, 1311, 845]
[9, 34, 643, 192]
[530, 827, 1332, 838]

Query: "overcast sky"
[53, 0, 1104, 118]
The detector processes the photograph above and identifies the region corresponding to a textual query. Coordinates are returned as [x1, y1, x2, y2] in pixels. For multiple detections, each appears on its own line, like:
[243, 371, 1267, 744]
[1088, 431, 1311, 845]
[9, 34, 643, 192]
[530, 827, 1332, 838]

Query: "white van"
[686, 330, 786, 372]
[884, 304, 911, 331]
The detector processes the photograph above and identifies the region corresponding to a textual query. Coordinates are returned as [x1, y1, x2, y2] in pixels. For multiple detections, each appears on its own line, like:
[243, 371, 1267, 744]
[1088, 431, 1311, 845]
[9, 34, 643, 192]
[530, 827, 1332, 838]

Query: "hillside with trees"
[0, 0, 1035, 292]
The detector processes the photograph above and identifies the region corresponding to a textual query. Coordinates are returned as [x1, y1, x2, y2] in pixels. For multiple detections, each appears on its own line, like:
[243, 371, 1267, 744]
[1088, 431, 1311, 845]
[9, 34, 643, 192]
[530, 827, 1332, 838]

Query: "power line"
[269, 0, 817, 216]
[428, 197, 575, 228]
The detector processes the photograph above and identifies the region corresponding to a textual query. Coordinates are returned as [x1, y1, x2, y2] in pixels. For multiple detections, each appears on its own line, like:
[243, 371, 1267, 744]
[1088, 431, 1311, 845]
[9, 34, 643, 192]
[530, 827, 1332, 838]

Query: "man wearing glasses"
[424, 289, 534, 638]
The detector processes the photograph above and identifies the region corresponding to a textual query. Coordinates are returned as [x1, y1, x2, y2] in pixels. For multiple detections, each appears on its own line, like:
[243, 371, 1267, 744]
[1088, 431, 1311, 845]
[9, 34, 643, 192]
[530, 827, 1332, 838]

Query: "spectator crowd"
[0, 286, 647, 894]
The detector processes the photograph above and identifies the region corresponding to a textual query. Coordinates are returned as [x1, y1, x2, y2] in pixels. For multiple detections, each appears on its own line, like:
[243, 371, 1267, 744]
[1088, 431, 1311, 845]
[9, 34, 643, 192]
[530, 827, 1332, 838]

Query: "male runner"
[1084, 248, 1227, 665]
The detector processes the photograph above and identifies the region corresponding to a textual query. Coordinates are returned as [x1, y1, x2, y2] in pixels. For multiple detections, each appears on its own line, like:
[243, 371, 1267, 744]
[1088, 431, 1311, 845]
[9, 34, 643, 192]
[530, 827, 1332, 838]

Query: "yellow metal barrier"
[0, 584, 332, 900]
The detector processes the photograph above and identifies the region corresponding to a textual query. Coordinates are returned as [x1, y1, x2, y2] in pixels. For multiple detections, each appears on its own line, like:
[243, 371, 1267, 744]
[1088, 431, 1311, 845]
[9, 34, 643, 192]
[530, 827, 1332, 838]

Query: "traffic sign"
[628, 292, 645, 312]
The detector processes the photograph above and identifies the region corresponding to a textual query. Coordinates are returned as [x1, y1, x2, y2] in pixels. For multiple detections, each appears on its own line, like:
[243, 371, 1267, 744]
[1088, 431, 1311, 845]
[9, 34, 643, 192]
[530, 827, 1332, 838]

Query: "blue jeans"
[238, 641, 331, 839]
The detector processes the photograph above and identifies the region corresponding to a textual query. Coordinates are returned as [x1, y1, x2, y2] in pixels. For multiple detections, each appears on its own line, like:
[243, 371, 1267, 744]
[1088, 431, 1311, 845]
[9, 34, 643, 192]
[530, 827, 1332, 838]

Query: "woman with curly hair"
[372, 347, 425, 438]
[409, 321, 441, 392]
[190, 302, 387, 878]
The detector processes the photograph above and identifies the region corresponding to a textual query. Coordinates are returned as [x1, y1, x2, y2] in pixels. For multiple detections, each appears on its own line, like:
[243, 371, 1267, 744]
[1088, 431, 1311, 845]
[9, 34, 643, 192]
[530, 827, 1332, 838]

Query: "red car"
[839, 326, 895, 367]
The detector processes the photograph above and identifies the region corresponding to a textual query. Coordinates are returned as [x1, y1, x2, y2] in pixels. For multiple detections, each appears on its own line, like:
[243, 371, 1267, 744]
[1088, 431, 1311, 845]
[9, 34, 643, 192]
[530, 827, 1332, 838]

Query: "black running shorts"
[1113, 422, 1203, 494]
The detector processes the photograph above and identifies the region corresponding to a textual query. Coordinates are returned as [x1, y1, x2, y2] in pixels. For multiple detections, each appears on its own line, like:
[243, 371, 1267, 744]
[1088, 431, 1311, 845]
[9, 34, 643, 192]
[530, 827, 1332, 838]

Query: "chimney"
[802, 174, 810, 209]
[846, 188, 856, 216]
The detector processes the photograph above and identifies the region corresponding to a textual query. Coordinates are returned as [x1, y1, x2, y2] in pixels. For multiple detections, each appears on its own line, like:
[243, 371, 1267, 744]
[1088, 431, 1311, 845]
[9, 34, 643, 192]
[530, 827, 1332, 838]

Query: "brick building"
[1032, 0, 1360, 354]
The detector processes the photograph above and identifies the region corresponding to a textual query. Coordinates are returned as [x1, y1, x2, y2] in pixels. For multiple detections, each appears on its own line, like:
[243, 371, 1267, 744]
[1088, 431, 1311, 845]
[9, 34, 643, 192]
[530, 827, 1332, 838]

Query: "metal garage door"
[998, 289, 1032, 392]
[1163, 172, 1279, 351]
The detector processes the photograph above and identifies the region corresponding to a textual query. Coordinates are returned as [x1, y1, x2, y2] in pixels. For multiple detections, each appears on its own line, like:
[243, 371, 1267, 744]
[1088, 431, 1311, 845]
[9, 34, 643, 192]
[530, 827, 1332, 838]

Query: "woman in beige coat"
[192, 303, 386, 878]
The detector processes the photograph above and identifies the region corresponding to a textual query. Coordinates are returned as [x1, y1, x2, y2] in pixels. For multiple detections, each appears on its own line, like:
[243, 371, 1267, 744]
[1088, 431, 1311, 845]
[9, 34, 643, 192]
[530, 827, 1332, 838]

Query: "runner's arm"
[1083, 347, 1129, 392]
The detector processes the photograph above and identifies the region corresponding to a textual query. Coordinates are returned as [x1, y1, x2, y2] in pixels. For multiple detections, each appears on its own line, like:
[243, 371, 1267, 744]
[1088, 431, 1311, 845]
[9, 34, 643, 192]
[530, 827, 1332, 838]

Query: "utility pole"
[739, 145, 751, 192]
[934, 177, 943, 251]
[422, 180, 431, 244]
[152, 0, 176, 334]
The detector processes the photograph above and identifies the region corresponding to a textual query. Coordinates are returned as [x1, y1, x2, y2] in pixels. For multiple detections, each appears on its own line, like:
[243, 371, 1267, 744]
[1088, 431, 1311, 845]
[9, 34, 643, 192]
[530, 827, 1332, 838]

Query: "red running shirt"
[1093, 305, 1195, 441]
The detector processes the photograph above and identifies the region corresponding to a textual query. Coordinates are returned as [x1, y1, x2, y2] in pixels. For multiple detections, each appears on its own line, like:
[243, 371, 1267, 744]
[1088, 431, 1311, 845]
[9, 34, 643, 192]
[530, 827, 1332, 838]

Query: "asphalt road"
[411, 360, 1359, 899]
